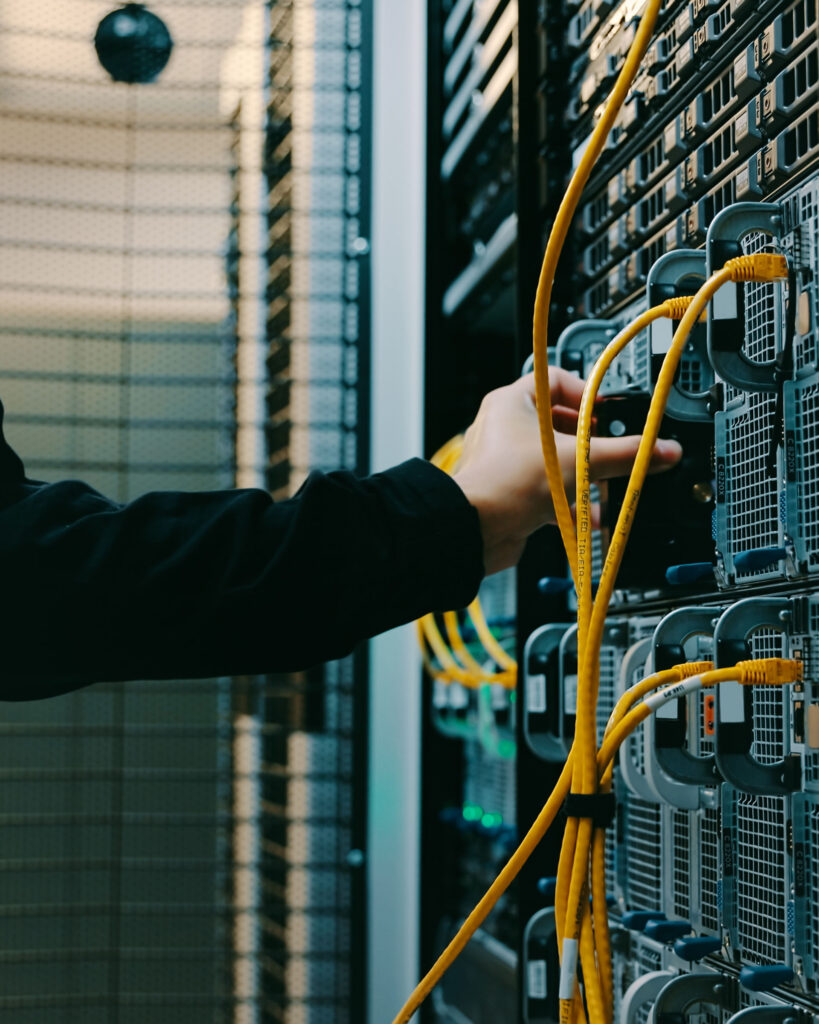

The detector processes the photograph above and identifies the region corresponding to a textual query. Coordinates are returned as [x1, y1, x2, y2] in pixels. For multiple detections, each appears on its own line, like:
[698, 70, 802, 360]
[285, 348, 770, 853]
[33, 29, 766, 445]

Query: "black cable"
[766, 263, 798, 478]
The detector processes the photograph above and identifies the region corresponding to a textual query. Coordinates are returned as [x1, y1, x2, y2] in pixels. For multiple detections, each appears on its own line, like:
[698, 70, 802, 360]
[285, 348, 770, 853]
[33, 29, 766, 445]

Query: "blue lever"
[733, 546, 787, 572]
[645, 920, 692, 942]
[537, 876, 557, 903]
[665, 562, 715, 585]
[537, 576, 574, 595]
[621, 910, 666, 931]
[739, 965, 794, 991]
[674, 936, 723, 961]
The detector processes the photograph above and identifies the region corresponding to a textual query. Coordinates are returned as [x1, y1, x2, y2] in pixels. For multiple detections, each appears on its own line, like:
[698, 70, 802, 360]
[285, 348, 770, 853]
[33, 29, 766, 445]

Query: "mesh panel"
[598, 644, 618, 741]
[724, 393, 780, 575]
[624, 796, 662, 911]
[793, 381, 819, 566]
[741, 231, 781, 365]
[810, 801, 819, 976]
[671, 809, 691, 919]
[463, 741, 516, 825]
[749, 629, 787, 764]
[700, 806, 720, 934]
[793, 181, 819, 371]
[0, 2, 369, 1021]
[735, 793, 789, 964]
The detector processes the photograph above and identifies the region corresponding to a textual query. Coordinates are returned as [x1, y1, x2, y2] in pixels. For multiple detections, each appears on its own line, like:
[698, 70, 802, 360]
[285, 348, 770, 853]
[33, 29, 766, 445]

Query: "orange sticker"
[704, 694, 716, 736]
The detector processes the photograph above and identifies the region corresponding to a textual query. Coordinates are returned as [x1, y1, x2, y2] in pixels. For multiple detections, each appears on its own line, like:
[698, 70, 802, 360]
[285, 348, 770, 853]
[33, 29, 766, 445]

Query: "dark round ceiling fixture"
[94, 3, 173, 84]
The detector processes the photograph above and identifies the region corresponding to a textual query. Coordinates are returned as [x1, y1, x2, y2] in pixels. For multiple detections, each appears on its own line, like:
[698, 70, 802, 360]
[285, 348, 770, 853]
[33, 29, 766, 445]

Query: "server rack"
[424, 0, 819, 1020]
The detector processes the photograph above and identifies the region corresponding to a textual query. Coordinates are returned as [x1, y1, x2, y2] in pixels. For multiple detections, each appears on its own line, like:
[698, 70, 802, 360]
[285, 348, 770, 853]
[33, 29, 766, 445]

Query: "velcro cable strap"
[563, 791, 617, 828]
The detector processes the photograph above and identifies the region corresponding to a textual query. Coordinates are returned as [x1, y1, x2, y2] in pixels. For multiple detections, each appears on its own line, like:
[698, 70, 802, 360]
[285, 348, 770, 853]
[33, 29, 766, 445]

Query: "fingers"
[587, 435, 682, 483]
[515, 368, 589, 412]
[553, 406, 580, 434]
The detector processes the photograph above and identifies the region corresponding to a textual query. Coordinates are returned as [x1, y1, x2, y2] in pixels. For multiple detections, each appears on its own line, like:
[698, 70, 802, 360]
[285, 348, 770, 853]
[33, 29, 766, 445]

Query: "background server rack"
[424, 0, 819, 1022]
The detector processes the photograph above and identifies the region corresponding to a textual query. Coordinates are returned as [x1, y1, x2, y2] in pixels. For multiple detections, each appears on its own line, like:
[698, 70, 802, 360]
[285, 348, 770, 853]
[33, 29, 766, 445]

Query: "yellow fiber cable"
[420, 435, 518, 688]
[532, 0, 664, 581]
[391, 658, 804, 1022]
[443, 610, 514, 686]
[559, 255, 789, 1024]
[391, 666, 686, 1022]
[466, 597, 517, 673]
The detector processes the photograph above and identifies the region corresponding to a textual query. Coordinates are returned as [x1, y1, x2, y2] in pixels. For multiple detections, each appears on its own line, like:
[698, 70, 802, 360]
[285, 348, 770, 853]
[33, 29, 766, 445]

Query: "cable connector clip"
[736, 657, 803, 686]
[724, 254, 789, 283]
[563, 791, 617, 828]
[672, 660, 713, 678]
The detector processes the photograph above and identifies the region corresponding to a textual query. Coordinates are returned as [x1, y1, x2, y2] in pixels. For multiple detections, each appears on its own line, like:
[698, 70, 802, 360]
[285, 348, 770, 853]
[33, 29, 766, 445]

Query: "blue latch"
[621, 910, 666, 931]
[733, 546, 787, 572]
[537, 876, 557, 904]
[537, 577, 574, 595]
[644, 920, 692, 942]
[665, 562, 715, 585]
[739, 965, 794, 991]
[673, 936, 722, 961]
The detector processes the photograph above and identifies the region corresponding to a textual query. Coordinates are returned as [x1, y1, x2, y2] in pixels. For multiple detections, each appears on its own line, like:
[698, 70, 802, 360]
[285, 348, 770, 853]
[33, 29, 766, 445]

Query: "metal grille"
[793, 381, 819, 566]
[624, 796, 662, 911]
[262, 2, 370, 1020]
[678, 355, 704, 394]
[735, 793, 789, 964]
[463, 741, 516, 825]
[598, 643, 618, 742]
[793, 180, 819, 371]
[671, 808, 691, 919]
[700, 806, 721, 934]
[724, 393, 780, 573]
[741, 231, 781, 365]
[748, 629, 787, 765]
[0, 2, 370, 1021]
[810, 800, 819, 976]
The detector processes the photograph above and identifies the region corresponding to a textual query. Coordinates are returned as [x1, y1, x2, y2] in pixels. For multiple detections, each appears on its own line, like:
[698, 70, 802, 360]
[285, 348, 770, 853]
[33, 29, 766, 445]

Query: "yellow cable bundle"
[557, 253, 789, 1024]
[395, 251, 790, 1022]
[418, 436, 517, 689]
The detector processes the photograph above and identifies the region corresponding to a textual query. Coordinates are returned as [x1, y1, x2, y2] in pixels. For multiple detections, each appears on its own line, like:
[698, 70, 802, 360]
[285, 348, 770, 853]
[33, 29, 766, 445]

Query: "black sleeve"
[0, 459, 484, 698]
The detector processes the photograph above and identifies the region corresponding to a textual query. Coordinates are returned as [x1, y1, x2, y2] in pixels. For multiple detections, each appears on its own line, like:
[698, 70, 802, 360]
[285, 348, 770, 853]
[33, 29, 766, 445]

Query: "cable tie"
[563, 791, 617, 828]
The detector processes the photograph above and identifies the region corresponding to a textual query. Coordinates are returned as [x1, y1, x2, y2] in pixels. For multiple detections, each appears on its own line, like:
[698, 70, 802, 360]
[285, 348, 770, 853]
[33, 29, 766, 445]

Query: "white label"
[565, 673, 579, 715]
[527, 675, 547, 713]
[656, 696, 679, 718]
[433, 679, 449, 709]
[559, 939, 579, 1000]
[734, 49, 747, 81]
[528, 959, 548, 1000]
[491, 683, 508, 711]
[651, 318, 674, 355]
[712, 281, 739, 319]
[449, 682, 469, 710]
[736, 109, 748, 139]
[719, 679, 746, 723]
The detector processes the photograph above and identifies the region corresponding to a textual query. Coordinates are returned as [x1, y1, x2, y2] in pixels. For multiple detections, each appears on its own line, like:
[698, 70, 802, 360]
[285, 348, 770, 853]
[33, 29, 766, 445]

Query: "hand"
[452, 370, 683, 576]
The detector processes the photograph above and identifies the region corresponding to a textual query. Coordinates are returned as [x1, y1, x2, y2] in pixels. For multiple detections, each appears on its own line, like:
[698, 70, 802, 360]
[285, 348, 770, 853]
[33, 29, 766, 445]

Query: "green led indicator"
[481, 812, 503, 829]
[462, 802, 483, 822]
[498, 738, 516, 759]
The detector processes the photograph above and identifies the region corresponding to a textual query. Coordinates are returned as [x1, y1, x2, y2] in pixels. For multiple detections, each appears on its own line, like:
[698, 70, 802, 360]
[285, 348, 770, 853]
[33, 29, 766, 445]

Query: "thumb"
[588, 435, 683, 482]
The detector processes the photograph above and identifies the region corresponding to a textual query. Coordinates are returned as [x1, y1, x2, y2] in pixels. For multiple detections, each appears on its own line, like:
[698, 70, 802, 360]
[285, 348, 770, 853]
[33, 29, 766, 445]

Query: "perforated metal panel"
[719, 393, 783, 581]
[748, 629, 788, 765]
[0, 2, 371, 1021]
[670, 808, 691, 920]
[623, 796, 663, 912]
[700, 807, 721, 935]
[734, 793, 789, 965]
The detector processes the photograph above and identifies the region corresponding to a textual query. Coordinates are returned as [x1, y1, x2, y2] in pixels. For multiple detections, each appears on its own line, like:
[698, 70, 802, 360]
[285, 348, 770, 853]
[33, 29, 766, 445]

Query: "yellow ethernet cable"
[532, 0, 664, 583]
[557, 253, 789, 1024]
[389, 656, 802, 1023]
